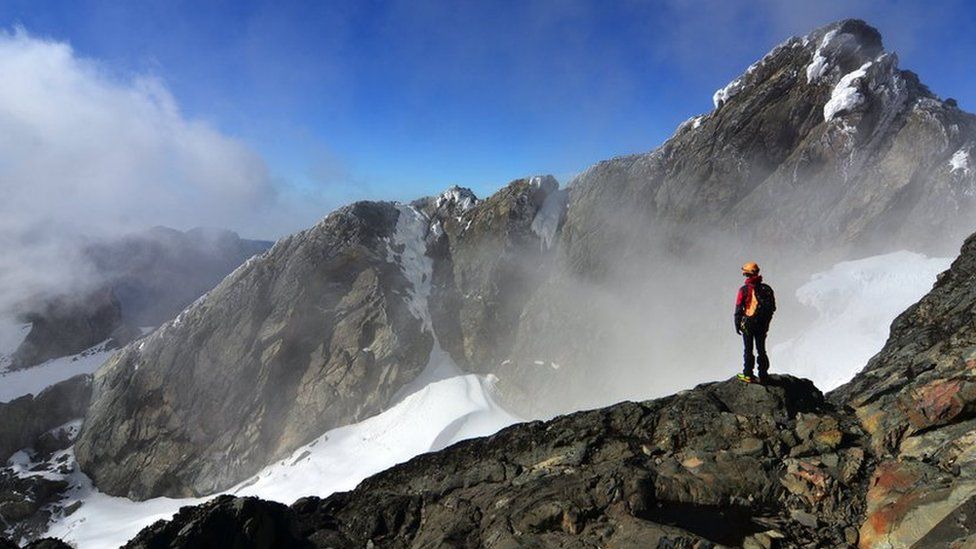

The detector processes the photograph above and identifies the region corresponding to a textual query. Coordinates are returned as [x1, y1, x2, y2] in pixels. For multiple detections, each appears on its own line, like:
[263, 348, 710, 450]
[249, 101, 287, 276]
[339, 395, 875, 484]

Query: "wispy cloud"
[0, 27, 338, 317]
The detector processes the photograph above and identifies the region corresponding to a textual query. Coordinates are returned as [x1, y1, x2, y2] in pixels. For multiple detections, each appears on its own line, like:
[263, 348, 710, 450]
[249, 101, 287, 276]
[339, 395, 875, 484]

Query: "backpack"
[750, 283, 776, 323]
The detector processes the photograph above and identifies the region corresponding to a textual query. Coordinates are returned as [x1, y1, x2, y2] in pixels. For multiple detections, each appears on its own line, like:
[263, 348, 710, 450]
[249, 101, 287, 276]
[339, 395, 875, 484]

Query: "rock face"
[123, 376, 872, 548]
[0, 375, 91, 463]
[424, 177, 564, 373]
[75, 202, 435, 499]
[9, 290, 136, 370]
[75, 179, 563, 500]
[831, 232, 976, 547]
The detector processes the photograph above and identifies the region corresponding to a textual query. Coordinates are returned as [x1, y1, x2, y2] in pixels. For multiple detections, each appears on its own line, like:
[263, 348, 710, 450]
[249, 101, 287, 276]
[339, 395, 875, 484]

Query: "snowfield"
[45, 358, 519, 549]
[0, 340, 116, 403]
[772, 251, 951, 391]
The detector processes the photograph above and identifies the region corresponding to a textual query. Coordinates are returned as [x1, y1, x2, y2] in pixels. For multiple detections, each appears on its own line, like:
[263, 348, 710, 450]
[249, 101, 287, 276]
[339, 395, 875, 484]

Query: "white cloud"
[0, 27, 278, 235]
[0, 27, 327, 315]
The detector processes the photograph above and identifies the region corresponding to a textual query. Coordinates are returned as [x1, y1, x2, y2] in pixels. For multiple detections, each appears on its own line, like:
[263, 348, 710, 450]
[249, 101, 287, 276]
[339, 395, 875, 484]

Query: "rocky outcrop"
[0, 375, 91, 463]
[75, 203, 434, 499]
[831, 232, 976, 547]
[0, 418, 84, 544]
[123, 376, 872, 548]
[9, 291, 136, 370]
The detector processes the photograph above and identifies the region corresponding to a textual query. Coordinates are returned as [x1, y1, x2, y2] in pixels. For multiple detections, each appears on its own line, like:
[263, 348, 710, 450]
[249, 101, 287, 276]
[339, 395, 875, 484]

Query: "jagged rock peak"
[711, 18, 926, 117]
[434, 185, 478, 212]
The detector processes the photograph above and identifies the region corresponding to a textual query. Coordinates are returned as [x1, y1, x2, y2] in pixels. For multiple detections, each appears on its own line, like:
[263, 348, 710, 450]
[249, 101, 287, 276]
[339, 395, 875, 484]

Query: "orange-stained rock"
[902, 378, 965, 430]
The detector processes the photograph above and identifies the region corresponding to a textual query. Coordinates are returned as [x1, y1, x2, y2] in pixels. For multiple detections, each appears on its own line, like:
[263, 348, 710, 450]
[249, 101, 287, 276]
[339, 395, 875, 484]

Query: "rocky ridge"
[830, 232, 976, 547]
[123, 376, 870, 548]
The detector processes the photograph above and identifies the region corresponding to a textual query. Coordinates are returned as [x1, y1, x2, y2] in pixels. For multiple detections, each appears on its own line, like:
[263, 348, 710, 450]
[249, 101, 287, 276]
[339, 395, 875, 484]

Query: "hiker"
[734, 262, 776, 384]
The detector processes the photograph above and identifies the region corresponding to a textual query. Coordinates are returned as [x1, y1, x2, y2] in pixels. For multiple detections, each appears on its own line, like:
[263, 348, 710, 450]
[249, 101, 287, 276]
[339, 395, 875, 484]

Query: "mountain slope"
[831, 232, 976, 547]
[75, 203, 432, 499]
[75, 182, 561, 500]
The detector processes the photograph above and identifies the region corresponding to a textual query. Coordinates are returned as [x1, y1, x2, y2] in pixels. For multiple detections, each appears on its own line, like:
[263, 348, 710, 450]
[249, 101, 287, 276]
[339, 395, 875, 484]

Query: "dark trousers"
[742, 328, 769, 379]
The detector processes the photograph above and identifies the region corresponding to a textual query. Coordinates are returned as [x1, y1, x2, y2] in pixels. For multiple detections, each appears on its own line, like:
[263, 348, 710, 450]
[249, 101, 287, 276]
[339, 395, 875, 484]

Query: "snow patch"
[824, 61, 872, 121]
[772, 251, 951, 390]
[0, 341, 114, 403]
[805, 29, 838, 83]
[232, 371, 519, 503]
[950, 149, 971, 175]
[388, 204, 435, 329]
[434, 186, 478, 212]
[677, 115, 705, 133]
[530, 189, 568, 251]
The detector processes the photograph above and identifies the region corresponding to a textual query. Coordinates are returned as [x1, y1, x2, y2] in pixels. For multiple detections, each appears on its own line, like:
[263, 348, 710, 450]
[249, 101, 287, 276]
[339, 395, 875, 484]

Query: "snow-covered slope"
[0, 340, 115, 403]
[772, 251, 951, 390]
[44, 365, 518, 548]
[0, 321, 30, 371]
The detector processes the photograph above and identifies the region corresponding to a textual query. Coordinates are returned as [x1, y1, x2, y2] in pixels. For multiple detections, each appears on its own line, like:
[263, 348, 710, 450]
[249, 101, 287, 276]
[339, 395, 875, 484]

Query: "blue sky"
[2, 0, 975, 236]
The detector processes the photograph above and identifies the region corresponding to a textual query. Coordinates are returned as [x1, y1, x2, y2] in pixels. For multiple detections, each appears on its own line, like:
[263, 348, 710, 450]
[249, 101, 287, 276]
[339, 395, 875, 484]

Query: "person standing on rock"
[735, 262, 776, 384]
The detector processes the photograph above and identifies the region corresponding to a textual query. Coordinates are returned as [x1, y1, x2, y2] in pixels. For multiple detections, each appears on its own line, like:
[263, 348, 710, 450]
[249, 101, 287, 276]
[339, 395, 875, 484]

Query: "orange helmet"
[741, 262, 760, 276]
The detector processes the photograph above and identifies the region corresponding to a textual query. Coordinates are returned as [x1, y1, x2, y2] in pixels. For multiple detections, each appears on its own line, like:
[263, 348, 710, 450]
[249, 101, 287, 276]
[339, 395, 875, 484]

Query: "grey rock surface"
[75, 202, 433, 499]
[425, 177, 563, 373]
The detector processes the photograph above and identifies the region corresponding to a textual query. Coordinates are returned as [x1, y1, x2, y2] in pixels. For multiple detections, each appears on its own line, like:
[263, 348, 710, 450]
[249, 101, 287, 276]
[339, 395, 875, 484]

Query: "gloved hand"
[734, 316, 743, 335]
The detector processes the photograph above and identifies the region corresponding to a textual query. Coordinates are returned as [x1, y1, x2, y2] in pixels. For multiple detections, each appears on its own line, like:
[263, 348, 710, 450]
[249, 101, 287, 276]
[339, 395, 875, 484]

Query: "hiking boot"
[736, 373, 754, 384]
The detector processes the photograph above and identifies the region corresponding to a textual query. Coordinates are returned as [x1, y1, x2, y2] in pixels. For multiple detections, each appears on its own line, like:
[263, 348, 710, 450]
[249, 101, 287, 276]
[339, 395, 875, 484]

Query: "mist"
[0, 28, 338, 332]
